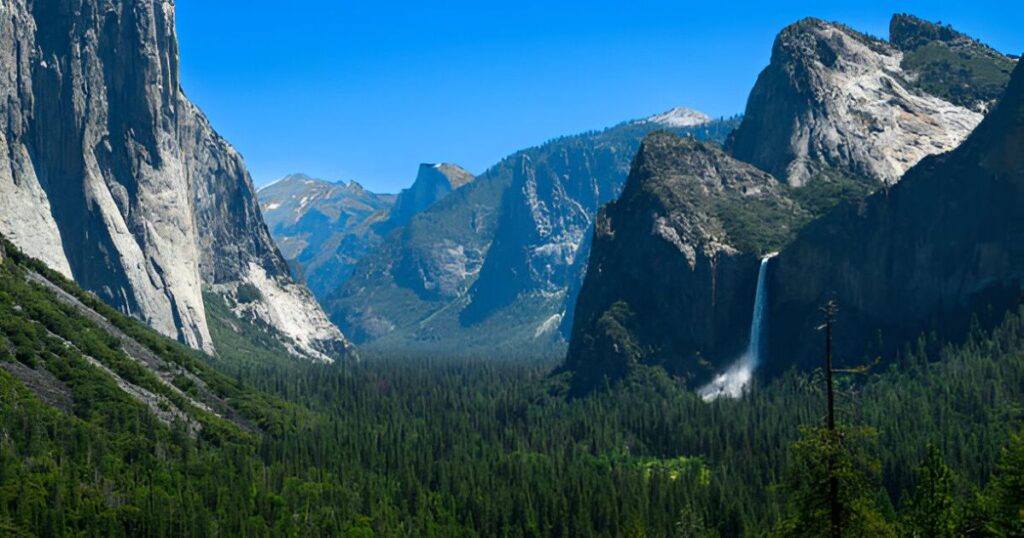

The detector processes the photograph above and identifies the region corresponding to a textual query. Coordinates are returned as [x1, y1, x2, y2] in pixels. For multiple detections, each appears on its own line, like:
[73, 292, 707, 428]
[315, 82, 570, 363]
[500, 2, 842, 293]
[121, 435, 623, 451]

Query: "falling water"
[699, 253, 778, 401]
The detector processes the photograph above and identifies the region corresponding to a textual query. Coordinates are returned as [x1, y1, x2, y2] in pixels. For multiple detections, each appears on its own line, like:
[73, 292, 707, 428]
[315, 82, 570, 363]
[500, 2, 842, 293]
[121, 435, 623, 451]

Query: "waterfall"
[699, 253, 777, 401]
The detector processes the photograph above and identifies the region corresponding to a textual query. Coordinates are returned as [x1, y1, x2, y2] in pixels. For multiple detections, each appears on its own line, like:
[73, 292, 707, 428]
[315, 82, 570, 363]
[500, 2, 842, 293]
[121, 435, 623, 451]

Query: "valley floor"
[1, 239, 1022, 535]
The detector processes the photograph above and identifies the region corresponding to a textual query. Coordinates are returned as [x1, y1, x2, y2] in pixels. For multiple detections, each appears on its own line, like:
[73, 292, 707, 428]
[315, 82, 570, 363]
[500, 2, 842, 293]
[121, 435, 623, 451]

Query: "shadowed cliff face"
[765, 59, 1024, 374]
[564, 133, 805, 393]
[728, 17, 989, 189]
[378, 163, 475, 236]
[561, 15, 1019, 394]
[0, 0, 353, 360]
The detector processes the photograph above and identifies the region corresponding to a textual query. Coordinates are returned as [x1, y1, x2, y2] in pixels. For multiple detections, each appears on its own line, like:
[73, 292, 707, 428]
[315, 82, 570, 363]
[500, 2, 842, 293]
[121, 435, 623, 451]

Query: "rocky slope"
[728, 16, 1002, 190]
[0, 234, 256, 435]
[763, 58, 1024, 373]
[0, 0, 352, 361]
[891, 14, 1017, 112]
[258, 174, 394, 298]
[329, 112, 739, 355]
[563, 132, 805, 393]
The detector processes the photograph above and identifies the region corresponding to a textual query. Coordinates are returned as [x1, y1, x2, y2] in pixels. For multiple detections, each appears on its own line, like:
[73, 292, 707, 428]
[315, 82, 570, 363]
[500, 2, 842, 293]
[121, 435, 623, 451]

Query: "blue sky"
[176, 1, 1020, 192]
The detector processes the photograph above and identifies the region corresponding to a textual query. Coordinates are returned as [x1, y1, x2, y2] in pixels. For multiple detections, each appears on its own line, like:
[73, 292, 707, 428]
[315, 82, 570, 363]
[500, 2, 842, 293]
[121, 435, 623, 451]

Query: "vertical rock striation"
[0, 0, 353, 360]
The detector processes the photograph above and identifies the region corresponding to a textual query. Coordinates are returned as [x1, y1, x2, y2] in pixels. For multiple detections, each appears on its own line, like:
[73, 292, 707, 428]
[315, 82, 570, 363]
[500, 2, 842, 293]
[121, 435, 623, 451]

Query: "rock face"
[258, 174, 395, 299]
[377, 163, 474, 234]
[728, 17, 989, 188]
[564, 133, 805, 393]
[329, 113, 740, 355]
[561, 15, 1017, 392]
[0, 0, 353, 361]
[764, 59, 1024, 373]
[459, 146, 614, 325]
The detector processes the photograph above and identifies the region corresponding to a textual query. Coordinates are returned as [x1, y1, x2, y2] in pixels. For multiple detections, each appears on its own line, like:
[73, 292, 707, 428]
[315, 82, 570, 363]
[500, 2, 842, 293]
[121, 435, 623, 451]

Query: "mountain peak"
[890, 14, 975, 51]
[259, 173, 324, 193]
[639, 107, 711, 128]
[777, 17, 884, 48]
[374, 163, 475, 236]
[729, 15, 987, 187]
[423, 163, 475, 189]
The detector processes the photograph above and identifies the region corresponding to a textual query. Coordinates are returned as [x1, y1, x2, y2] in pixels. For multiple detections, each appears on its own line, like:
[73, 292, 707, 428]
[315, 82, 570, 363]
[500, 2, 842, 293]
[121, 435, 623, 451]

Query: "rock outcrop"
[0, 0, 353, 361]
[728, 17, 988, 188]
[459, 145, 616, 325]
[764, 59, 1024, 372]
[562, 16, 1017, 392]
[564, 132, 805, 393]
[377, 163, 474, 234]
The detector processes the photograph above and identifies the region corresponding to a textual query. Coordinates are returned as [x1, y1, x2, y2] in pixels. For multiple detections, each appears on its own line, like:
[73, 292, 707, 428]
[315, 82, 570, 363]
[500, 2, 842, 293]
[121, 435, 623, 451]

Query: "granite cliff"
[563, 133, 805, 392]
[563, 15, 1017, 392]
[0, 0, 353, 360]
[728, 17, 996, 191]
[764, 58, 1024, 373]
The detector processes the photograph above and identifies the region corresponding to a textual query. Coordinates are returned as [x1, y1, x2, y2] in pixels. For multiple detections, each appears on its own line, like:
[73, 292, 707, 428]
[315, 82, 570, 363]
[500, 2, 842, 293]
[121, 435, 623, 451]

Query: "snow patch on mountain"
[639, 107, 712, 128]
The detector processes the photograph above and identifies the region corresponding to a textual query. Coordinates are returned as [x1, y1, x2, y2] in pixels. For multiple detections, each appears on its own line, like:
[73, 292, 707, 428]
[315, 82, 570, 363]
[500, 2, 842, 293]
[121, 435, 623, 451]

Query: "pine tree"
[773, 425, 896, 537]
[903, 445, 958, 537]
[984, 429, 1024, 537]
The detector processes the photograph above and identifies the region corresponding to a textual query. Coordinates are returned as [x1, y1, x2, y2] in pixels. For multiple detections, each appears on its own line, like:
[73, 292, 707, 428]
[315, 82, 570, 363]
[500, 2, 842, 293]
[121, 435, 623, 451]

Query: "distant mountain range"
[265, 12, 1018, 369]
[258, 164, 474, 300]
[258, 174, 395, 299]
[322, 110, 740, 357]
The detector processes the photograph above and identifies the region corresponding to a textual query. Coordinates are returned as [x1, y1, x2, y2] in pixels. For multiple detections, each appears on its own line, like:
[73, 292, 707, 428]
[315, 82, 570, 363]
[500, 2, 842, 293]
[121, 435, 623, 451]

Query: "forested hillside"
[1, 236, 1022, 536]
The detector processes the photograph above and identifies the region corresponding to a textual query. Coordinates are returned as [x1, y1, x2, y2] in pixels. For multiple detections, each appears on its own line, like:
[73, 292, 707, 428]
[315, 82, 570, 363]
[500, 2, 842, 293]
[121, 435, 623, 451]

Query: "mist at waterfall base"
[699, 253, 777, 401]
